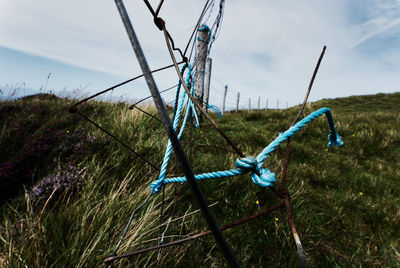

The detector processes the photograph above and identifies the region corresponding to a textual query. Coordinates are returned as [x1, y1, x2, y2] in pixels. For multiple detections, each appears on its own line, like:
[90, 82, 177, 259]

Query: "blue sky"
[1, 0, 400, 108]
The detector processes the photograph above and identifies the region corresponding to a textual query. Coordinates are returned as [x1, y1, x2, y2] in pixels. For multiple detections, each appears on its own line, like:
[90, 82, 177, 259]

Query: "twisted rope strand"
[150, 107, 343, 193]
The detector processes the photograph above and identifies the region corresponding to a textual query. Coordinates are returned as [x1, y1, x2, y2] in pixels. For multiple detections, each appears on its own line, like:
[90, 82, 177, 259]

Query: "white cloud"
[350, 0, 400, 47]
[1, 0, 399, 106]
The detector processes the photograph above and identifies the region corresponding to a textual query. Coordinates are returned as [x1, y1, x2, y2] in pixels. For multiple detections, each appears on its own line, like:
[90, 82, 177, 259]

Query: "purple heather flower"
[30, 165, 82, 202]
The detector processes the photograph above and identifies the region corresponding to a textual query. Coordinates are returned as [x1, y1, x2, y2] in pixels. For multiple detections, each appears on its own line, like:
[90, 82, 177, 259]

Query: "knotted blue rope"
[150, 107, 343, 193]
[151, 63, 200, 193]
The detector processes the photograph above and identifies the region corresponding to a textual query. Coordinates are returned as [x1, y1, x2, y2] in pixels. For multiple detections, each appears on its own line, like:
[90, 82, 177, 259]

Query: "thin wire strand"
[155, 0, 165, 17]
[70, 62, 183, 111]
[183, 0, 212, 57]
[129, 84, 178, 109]
[111, 192, 153, 256]
[105, 201, 285, 263]
[73, 110, 160, 171]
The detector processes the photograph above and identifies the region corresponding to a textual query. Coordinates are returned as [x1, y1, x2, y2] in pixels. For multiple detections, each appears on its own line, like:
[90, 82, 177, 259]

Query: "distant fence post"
[258, 96, 260, 110]
[204, 57, 212, 113]
[222, 85, 228, 115]
[248, 97, 251, 112]
[266, 99, 268, 110]
[236, 92, 240, 112]
[194, 24, 210, 121]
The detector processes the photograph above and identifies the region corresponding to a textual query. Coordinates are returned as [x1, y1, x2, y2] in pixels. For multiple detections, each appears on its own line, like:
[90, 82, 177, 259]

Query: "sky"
[1, 0, 400, 109]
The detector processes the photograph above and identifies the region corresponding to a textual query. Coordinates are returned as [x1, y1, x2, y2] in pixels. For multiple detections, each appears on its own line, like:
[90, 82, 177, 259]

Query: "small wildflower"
[66, 130, 70, 134]
[352, 134, 356, 137]
[30, 165, 82, 202]
[275, 217, 279, 221]
[256, 200, 259, 205]
[359, 192, 363, 196]
[324, 148, 328, 152]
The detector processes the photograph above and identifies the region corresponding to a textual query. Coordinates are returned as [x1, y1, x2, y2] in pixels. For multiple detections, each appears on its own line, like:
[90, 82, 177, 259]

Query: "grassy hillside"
[0, 92, 399, 267]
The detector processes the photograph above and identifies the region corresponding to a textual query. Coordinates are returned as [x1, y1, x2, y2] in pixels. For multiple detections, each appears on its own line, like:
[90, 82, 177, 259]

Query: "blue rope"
[150, 107, 342, 193]
[207, 104, 223, 118]
[199, 24, 211, 32]
[151, 63, 200, 193]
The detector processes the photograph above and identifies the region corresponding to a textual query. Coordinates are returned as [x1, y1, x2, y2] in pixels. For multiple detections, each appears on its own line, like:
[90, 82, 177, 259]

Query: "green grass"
[1, 92, 399, 267]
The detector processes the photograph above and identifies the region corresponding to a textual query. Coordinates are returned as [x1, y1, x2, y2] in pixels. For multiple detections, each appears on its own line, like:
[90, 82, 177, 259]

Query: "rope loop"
[150, 179, 163, 193]
[235, 157, 276, 187]
[328, 133, 343, 147]
[150, 107, 342, 194]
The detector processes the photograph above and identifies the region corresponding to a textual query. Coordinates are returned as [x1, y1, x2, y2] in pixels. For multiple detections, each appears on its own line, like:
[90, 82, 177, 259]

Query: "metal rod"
[74, 110, 159, 171]
[291, 46, 326, 126]
[130, 104, 161, 122]
[129, 84, 178, 109]
[183, 0, 211, 57]
[285, 197, 306, 268]
[113, 1, 239, 267]
[280, 45, 327, 268]
[69, 62, 183, 112]
[104, 202, 284, 263]
[155, 0, 164, 17]
[112, 192, 153, 255]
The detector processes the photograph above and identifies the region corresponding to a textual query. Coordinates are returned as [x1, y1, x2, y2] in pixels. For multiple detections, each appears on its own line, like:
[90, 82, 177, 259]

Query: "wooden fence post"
[204, 57, 212, 113]
[194, 25, 210, 120]
[222, 85, 228, 115]
[236, 92, 240, 112]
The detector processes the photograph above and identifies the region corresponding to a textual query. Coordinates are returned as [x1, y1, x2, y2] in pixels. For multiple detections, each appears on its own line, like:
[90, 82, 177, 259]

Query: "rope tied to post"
[150, 107, 343, 193]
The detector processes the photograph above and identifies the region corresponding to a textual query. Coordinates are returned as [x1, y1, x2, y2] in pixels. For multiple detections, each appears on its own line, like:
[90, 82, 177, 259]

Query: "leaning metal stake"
[112, 1, 239, 267]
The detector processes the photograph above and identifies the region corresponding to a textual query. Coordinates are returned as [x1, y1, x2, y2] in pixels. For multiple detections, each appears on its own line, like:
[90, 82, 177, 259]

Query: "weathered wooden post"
[235, 92, 240, 112]
[204, 57, 212, 113]
[258, 96, 261, 110]
[248, 97, 251, 112]
[222, 85, 228, 115]
[194, 25, 210, 120]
